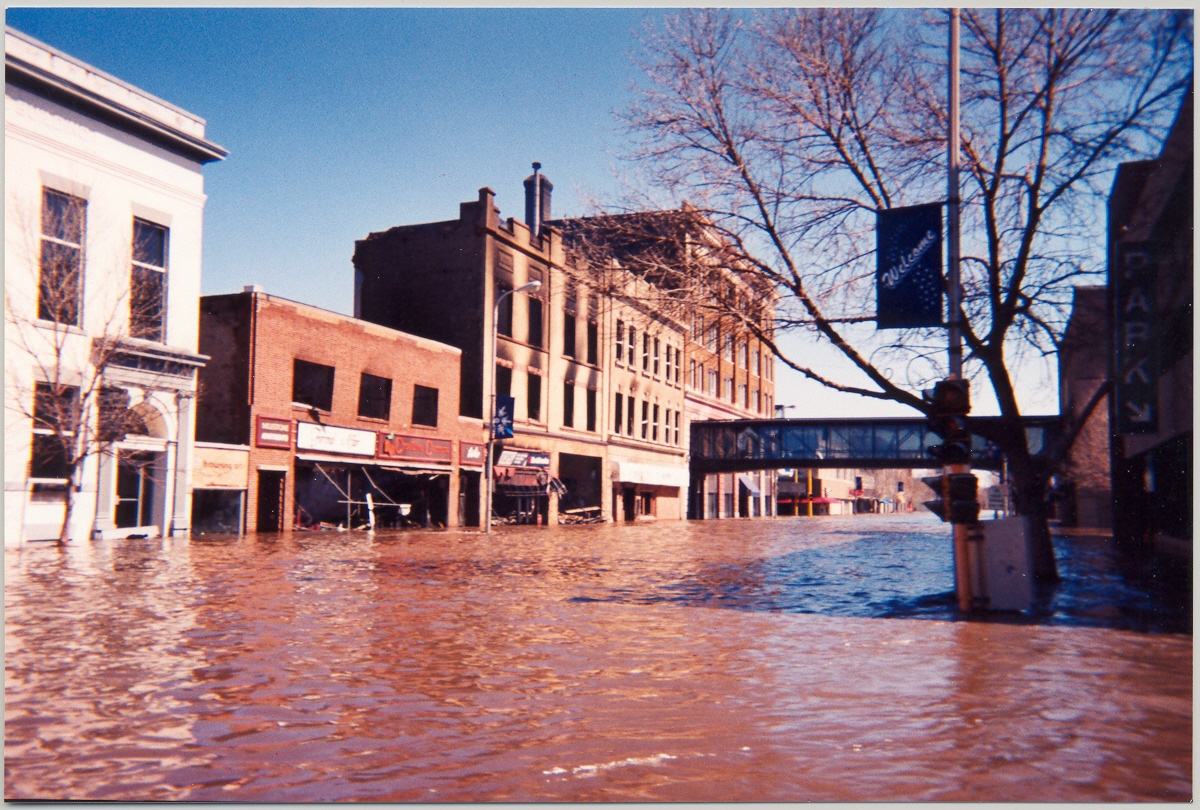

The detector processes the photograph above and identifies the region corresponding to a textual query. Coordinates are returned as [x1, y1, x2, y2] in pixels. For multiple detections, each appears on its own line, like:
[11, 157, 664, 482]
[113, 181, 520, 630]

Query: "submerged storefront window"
[293, 461, 450, 529]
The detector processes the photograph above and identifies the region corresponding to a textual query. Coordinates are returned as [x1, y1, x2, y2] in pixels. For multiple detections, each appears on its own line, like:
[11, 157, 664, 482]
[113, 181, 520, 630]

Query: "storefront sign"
[876, 202, 944, 329]
[611, 460, 689, 488]
[256, 416, 292, 449]
[460, 442, 486, 467]
[295, 421, 377, 456]
[378, 432, 453, 463]
[1114, 242, 1158, 435]
[192, 445, 249, 489]
[496, 449, 551, 468]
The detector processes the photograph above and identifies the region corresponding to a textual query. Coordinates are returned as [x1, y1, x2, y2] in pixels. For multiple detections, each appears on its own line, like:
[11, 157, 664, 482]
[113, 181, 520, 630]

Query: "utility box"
[983, 516, 1033, 611]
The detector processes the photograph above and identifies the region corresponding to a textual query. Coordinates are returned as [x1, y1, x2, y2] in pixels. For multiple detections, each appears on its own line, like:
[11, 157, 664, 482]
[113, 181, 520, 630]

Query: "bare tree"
[6, 191, 171, 543]
[592, 8, 1190, 582]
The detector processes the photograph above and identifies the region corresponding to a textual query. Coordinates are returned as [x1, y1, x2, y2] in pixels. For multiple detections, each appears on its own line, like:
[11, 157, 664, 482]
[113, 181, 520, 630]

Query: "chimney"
[523, 162, 552, 236]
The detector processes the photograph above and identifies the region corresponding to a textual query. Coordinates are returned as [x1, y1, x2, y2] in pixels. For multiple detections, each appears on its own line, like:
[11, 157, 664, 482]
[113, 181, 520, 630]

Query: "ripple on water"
[4, 514, 1191, 802]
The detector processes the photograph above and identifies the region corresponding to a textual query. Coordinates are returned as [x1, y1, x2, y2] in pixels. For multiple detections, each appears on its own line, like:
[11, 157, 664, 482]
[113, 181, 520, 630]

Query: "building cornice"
[5, 31, 227, 164]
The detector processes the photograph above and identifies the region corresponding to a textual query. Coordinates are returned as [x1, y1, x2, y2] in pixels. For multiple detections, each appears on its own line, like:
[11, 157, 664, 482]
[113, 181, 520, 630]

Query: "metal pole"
[947, 7, 975, 612]
[484, 280, 541, 535]
[485, 292, 502, 536]
[947, 7, 963, 380]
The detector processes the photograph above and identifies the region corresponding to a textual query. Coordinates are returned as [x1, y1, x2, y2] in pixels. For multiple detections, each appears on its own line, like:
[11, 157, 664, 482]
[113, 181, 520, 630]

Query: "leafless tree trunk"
[591, 8, 1190, 582]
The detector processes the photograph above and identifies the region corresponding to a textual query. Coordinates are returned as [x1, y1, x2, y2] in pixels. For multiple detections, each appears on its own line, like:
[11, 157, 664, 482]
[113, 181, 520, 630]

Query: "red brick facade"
[196, 289, 484, 531]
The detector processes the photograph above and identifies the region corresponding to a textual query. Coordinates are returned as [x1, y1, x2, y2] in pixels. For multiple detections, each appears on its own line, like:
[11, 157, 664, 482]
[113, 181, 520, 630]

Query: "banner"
[876, 203, 944, 329]
[492, 394, 515, 439]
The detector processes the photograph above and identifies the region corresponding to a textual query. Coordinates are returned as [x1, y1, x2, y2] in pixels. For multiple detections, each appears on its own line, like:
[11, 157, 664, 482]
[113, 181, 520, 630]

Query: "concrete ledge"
[93, 526, 162, 541]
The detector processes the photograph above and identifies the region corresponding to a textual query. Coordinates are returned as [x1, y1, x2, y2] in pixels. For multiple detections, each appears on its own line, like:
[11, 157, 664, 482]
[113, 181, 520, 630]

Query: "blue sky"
[6, 7, 1062, 419]
[8, 8, 647, 306]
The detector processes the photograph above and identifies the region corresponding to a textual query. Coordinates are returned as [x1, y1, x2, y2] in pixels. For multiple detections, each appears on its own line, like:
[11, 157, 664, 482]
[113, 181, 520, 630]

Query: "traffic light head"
[922, 472, 980, 524]
[927, 439, 971, 465]
[930, 379, 970, 416]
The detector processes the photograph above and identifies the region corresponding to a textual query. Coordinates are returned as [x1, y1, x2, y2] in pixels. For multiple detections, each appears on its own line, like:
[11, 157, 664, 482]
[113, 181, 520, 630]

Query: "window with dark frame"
[641, 400, 649, 439]
[642, 333, 650, 371]
[30, 382, 79, 479]
[130, 218, 168, 341]
[563, 313, 576, 358]
[563, 381, 575, 427]
[627, 326, 636, 365]
[412, 384, 439, 427]
[495, 365, 512, 397]
[586, 321, 598, 365]
[293, 359, 335, 411]
[586, 388, 596, 432]
[674, 410, 681, 445]
[38, 188, 86, 326]
[615, 320, 625, 363]
[652, 404, 660, 442]
[496, 284, 513, 337]
[627, 397, 635, 435]
[527, 296, 544, 348]
[527, 371, 541, 421]
[614, 392, 624, 434]
[653, 337, 660, 376]
[357, 372, 392, 420]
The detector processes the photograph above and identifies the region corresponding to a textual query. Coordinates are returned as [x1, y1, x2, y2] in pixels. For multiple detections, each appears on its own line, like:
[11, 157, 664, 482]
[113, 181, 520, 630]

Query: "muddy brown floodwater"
[4, 514, 1191, 801]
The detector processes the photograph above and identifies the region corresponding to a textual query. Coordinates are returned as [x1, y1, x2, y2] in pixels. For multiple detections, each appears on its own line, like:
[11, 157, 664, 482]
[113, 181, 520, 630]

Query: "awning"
[738, 473, 761, 497]
[611, 460, 688, 489]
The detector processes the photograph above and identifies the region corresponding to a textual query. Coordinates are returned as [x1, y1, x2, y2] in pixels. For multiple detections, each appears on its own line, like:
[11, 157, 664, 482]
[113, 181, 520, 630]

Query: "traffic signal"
[924, 378, 972, 463]
[922, 472, 980, 524]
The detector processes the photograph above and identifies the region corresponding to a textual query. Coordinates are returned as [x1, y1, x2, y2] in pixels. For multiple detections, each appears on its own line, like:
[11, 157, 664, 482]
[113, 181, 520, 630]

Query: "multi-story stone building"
[353, 171, 759, 524]
[4, 27, 226, 544]
[552, 208, 778, 520]
[194, 287, 483, 532]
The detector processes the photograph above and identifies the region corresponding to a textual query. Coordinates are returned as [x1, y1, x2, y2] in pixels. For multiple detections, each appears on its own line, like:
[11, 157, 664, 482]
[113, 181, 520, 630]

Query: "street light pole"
[485, 279, 542, 535]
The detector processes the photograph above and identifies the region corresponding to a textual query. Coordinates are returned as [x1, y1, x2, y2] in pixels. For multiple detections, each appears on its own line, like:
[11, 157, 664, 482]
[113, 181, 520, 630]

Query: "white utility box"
[982, 516, 1033, 611]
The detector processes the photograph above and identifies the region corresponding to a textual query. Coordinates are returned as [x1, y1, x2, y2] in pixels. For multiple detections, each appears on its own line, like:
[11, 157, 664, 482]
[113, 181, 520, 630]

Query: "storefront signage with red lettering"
[378, 432, 453, 463]
[256, 416, 292, 449]
[460, 442, 486, 467]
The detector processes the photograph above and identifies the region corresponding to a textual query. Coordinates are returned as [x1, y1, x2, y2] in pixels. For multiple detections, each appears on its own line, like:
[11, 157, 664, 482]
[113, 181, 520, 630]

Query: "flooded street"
[5, 514, 1191, 801]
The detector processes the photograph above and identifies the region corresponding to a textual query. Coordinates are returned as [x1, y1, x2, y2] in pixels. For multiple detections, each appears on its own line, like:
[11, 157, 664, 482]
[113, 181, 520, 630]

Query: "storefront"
[292, 423, 455, 529]
[611, 459, 688, 521]
[191, 443, 249, 534]
[492, 448, 554, 525]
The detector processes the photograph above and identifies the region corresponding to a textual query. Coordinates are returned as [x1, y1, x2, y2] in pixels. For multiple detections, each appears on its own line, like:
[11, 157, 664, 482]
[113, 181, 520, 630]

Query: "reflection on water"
[5, 514, 1191, 801]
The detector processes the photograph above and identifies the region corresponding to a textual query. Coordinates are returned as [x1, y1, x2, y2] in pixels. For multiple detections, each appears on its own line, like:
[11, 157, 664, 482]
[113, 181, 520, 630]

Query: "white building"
[4, 27, 226, 544]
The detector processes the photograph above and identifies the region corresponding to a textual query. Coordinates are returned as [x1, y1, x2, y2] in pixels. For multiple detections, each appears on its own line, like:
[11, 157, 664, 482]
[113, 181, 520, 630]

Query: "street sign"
[876, 203, 944, 329]
[1114, 242, 1158, 435]
[492, 394, 515, 439]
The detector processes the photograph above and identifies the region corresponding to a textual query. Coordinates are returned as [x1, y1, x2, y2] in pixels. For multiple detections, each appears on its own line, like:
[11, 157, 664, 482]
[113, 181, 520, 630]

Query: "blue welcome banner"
[876, 203, 944, 329]
[492, 394, 515, 439]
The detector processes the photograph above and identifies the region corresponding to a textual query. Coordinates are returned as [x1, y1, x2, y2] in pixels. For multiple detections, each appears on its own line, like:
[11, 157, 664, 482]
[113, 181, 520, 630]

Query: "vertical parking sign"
[1113, 242, 1158, 435]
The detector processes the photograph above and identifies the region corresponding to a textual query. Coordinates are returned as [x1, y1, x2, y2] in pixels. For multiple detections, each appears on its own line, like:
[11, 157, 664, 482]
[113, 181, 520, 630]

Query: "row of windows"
[495, 364, 599, 432]
[38, 188, 170, 342]
[691, 313, 774, 379]
[612, 393, 681, 446]
[686, 359, 773, 413]
[292, 359, 438, 427]
[496, 284, 602, 366]
[614, 320, 683, 384]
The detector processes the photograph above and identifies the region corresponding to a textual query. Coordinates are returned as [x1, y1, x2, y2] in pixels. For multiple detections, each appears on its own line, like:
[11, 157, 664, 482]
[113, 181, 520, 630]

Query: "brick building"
[194, 287, 483, 532]
[1057, 286, 1112, 527]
